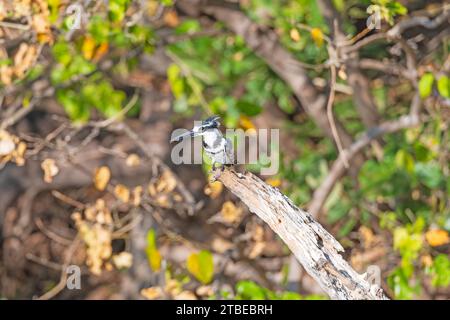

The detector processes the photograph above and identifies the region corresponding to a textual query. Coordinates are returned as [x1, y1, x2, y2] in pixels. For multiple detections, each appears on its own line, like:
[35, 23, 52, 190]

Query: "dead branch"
[216, 169, 388, 300]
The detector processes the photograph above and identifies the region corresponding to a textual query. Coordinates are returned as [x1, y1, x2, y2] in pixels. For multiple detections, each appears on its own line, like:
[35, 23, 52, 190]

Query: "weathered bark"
[217, 169, 388, 300]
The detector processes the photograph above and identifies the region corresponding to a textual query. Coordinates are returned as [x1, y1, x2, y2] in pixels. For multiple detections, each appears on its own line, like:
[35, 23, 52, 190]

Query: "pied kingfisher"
[171, 116, 234, 171]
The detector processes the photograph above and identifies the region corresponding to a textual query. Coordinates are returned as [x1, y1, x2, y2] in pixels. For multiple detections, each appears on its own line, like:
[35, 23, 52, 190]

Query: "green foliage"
[437, 75, 450, 98]
[49, 1, 154, 122]
[234, 280, 326, 300]
[426, 255, 450, 288]
[418, 73, 434, 98]
[370, 0, 407, 25]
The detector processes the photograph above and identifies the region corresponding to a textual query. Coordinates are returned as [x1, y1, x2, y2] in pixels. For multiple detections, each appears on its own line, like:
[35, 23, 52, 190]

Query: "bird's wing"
[225, 138, 234, 164]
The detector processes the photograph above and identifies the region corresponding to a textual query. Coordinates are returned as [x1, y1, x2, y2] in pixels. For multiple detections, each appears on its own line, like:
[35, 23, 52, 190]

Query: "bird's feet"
[209, 163, 225, 182]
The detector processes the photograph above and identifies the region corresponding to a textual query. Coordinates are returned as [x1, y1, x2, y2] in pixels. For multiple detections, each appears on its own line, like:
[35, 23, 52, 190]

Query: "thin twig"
[326, 63, 349, 168]
[37, 236, 81, 300]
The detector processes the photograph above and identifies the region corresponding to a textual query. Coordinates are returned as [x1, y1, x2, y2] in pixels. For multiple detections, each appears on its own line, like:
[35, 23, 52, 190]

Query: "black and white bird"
[171, 116, 234, 171]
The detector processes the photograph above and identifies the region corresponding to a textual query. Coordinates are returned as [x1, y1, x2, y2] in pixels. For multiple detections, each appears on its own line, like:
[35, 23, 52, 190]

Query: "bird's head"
[170, 116, 221, 143]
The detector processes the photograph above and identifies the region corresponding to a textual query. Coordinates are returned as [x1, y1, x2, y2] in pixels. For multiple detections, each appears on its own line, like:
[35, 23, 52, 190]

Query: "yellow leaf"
[187, 250, 214, 284]
[148, 248, 162, 272]
[265, 177, 281, 187]
[94, 166, 111, 191]
[310, 28, 324, 47]
[204, 180, 223, 199]
[112, 252, 133, 269]
[41, 158, 59, 183]
[114, 184, 130, 203]
[425, 229, 449, 247]
[290, 28, 300, 42]
[239, 115, 256, 134]
[82, 36, 96, 60]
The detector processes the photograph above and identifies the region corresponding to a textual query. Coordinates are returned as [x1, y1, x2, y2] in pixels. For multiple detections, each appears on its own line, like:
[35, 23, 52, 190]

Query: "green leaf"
[437, 75, 450, 98]
[338, 218, 357, 237]
[56, 89, 90, 123]
[186, 250, 214, 284]
[235, 280, 266, 300]
[236, 100, 262, 116]
[388, 267, 419, 300]
[52, 42, 72, 66]
[414, 162, 443, 189]
[175, 20, 201, 35]
[418, 73, 434, 98]
[428, 254, 450, 287]
[395, 149, 414, 173]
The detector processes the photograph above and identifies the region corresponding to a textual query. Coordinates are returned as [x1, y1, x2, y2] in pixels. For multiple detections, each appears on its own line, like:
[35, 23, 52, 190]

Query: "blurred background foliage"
[0, 0, 449, 300]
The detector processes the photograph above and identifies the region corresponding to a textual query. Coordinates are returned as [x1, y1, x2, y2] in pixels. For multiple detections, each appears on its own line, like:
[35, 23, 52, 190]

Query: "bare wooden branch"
[216, 169, 388, 300]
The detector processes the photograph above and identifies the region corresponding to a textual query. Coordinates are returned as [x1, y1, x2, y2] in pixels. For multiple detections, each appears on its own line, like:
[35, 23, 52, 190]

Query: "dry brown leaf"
[163, 10, 180, 27]
[157, 170, 177, 193]
[247, 241, 265, 259]
[196, 285, 214, 297]
[211, 237, 233, 253]
[74, 217, 113, 275]
[221, 201, 242, 224]
[290, 28, 300, 42]
[0, 130, 26, 166]
[141, 287, 163, 300]
[174, 290, 197, 300]
[41, 158, 59, 183]
[92, 42, 109, 62]
[165, 279, 182, 297]
[359, 226, 375, 249]
[114, 184, 130, 203]
[112, 252, 133, 269]
[420, 254, 433, 268]
[0, 138, 15, 156]
[250, 224, 265, 242]
[132, 186, 143, 206]
[94, 166, 111, 191]
[13, 43, 37, 78]
[126, 153, 141, 167]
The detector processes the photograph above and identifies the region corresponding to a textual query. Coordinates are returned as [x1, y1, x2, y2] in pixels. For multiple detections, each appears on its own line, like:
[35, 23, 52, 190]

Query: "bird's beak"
[170, 130, 200, 143]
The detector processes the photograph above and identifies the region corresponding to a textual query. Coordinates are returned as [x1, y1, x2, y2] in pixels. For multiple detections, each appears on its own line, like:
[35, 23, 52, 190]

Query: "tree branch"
[216, 169, 388, 300]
